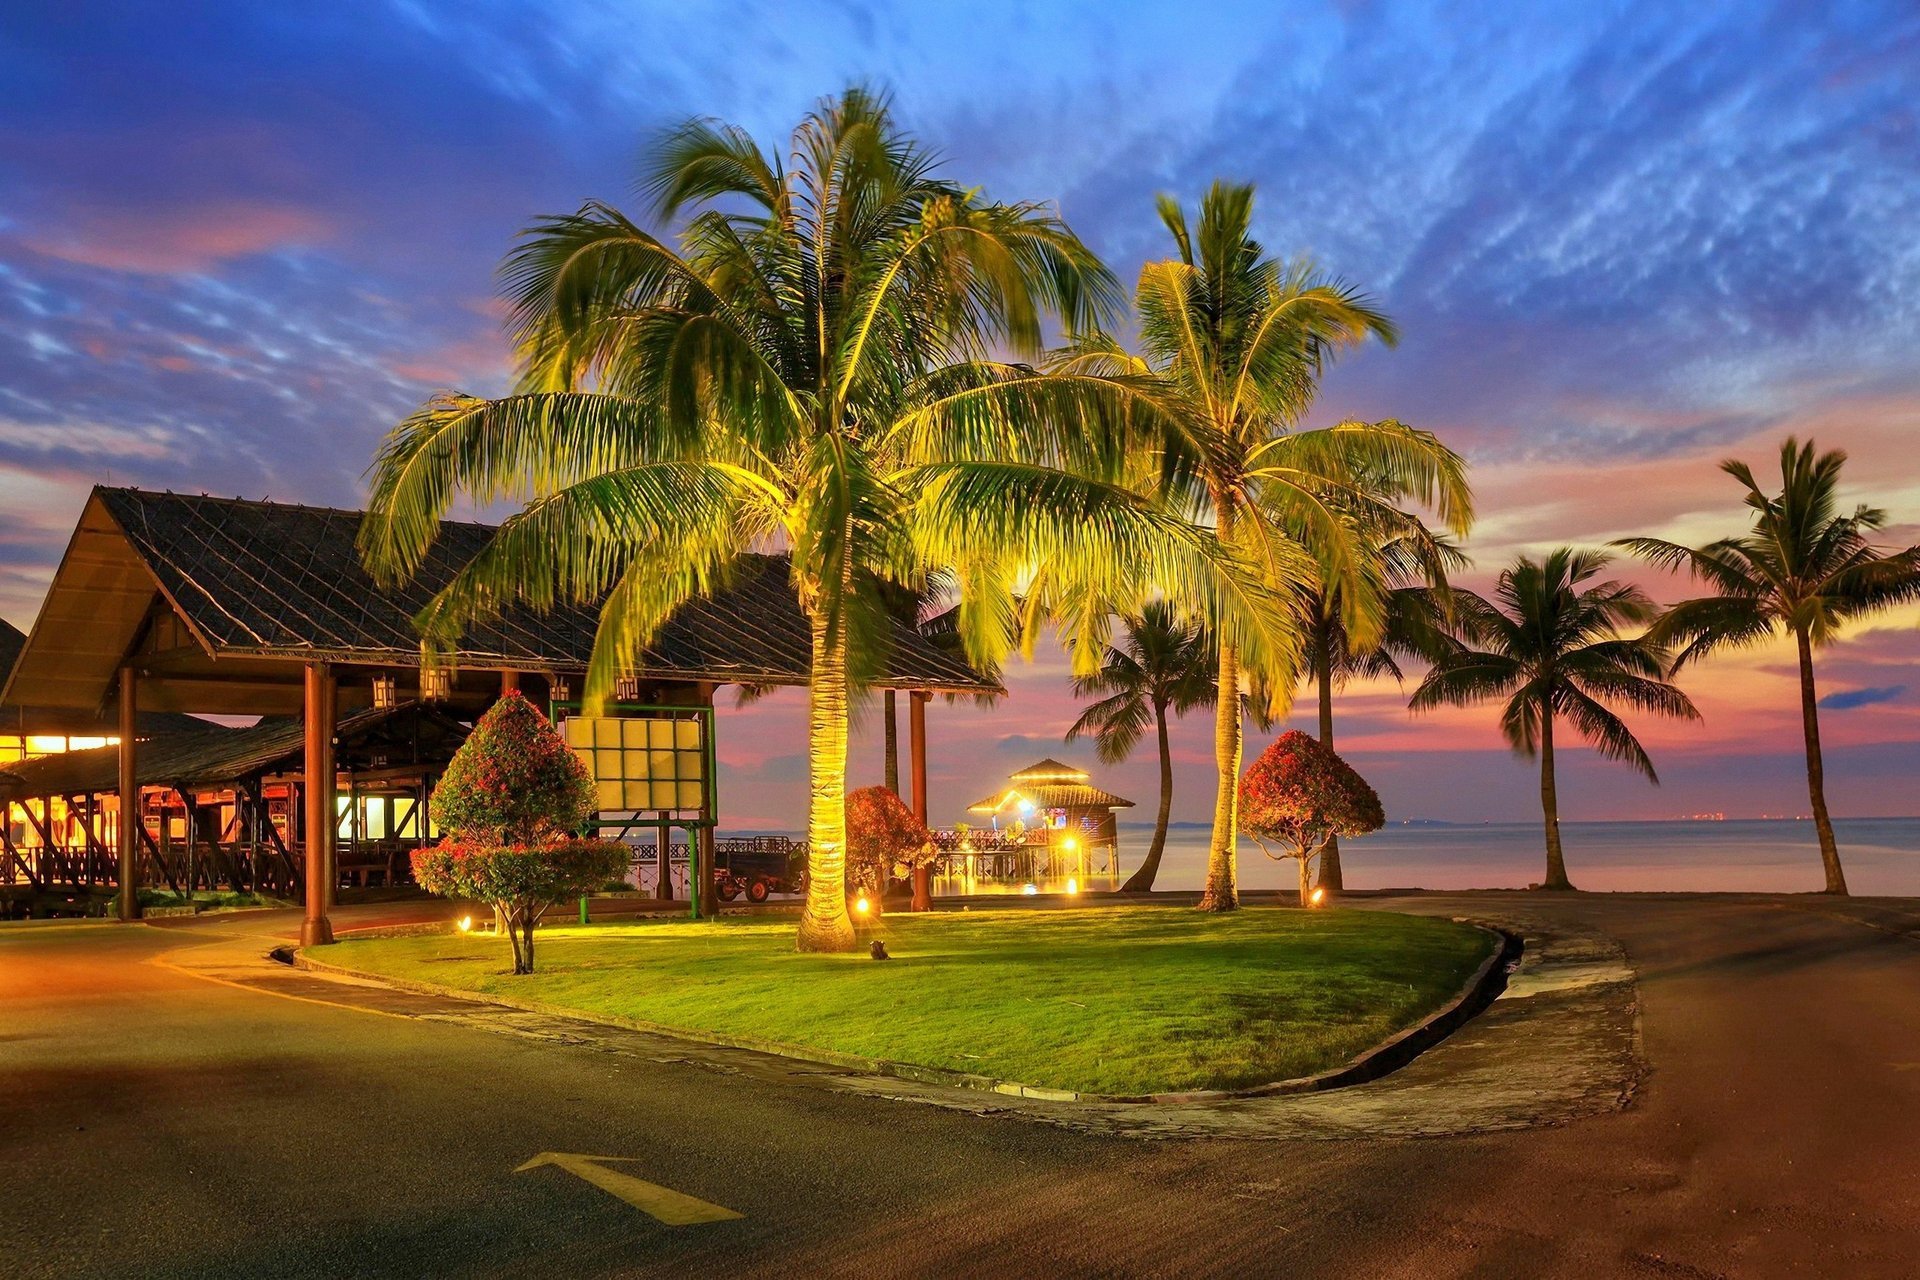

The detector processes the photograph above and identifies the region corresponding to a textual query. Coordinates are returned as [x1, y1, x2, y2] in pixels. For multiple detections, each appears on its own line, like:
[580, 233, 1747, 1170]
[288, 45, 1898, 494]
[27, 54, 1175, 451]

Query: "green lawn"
[334, 905, 1493, 1095]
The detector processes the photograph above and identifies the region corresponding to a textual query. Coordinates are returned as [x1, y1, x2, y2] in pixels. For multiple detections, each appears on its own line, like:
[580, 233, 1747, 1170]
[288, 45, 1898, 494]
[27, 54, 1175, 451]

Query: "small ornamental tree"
[1239, 731, 1385, 907]
[844, 785, 936, 920]
[413, 692, 629, 973]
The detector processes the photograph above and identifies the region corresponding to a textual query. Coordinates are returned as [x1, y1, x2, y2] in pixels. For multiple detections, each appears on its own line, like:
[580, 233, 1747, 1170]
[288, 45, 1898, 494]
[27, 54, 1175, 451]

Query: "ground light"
[1066, 878, 1078, 894]
[854, 896, 871, 916]
[1309, 888, 1325, 907]
[457, 915, 473, 932]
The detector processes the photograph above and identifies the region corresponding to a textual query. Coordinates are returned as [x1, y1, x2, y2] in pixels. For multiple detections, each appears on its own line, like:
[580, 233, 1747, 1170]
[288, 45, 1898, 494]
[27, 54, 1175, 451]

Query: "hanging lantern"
[371, 672, 398, 710]
[420, 663, 454, 703]
[614, 672, 641, 702]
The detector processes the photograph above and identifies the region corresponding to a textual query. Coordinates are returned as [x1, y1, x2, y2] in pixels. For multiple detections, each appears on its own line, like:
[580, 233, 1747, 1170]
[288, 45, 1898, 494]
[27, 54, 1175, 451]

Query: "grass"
[335, 905, 1493, 1095]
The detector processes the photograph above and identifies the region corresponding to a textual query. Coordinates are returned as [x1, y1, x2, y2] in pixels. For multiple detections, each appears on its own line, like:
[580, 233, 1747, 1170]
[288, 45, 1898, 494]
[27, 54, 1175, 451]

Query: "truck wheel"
[746, 878, 771, 904]
[717, 878, 741, 902]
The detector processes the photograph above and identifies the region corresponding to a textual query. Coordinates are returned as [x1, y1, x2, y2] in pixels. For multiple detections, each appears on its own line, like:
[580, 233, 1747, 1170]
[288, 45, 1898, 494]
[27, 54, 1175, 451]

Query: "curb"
[289, 919, 1520, 1105]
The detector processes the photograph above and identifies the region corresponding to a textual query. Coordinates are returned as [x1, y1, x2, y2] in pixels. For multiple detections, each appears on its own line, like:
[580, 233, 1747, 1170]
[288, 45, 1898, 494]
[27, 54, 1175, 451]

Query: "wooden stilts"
[117, 666, 139, 920]
[909, 690, 932, 911]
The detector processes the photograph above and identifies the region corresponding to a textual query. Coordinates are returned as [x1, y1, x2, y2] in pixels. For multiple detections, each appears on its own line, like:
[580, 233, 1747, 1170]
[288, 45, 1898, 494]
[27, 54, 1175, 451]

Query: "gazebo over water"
[941, 758, 1134, 895]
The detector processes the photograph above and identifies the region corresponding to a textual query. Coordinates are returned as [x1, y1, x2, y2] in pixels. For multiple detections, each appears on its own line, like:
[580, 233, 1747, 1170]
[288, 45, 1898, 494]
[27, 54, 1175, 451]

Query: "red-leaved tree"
[844, 785, 936, 919]
[413, 693, 629, 972]
[1239, 730, 1384, 907]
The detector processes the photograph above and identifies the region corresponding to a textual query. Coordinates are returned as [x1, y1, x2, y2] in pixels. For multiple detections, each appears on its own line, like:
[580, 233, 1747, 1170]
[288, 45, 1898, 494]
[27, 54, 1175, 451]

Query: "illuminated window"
[562, 715, 706, 812]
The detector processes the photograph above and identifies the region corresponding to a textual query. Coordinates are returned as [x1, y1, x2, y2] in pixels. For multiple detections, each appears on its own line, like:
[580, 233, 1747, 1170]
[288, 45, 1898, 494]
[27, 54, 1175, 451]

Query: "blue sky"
[1, 0, 1916, 831]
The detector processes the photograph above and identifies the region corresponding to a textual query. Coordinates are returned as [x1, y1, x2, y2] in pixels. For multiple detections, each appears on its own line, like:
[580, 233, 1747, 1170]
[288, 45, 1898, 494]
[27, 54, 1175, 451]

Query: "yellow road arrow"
[515, 1153, 743, 1225]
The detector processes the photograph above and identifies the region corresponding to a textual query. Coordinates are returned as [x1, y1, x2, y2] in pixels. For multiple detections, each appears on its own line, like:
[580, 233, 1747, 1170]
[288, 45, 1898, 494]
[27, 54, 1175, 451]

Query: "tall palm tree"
[1066, 602, 1215, 892]
[1059, 181, 1472, 910]
[359, 90, 1281, 951]
[1411, 549, 1699, 890]
[1619, 439, 1920, 895]
[1302, 519, 1465, 894]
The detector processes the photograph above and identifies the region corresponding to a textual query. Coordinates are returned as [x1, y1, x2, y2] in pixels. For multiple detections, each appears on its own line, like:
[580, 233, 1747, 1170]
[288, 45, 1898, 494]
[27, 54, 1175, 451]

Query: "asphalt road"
[3, 893, 1918, 1279]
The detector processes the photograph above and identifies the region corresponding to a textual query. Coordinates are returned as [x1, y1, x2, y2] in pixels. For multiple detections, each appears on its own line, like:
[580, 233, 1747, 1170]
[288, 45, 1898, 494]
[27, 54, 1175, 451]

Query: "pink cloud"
[20, 201, 333, 274]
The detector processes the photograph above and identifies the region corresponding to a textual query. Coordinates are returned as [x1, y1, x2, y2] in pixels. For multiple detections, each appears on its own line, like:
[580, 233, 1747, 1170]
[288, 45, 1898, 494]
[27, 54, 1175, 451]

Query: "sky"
[1, 0, 1916, 829]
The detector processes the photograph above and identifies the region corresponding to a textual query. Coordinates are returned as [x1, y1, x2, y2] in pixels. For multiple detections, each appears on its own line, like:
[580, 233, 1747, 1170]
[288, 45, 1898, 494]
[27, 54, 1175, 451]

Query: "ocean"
[1127, 816, 1920, 897]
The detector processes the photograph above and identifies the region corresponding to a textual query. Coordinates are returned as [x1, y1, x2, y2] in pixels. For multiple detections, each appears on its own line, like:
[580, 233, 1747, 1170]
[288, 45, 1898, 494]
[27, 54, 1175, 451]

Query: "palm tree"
[1411, 549, 1699, 890]
[1066, 602, 1215, 892]
[1302, 519, 1465, 894]
[1619, 439, 1920, 894]
[359, 90, 1278, 951]
[1059, 181, 1472, 910]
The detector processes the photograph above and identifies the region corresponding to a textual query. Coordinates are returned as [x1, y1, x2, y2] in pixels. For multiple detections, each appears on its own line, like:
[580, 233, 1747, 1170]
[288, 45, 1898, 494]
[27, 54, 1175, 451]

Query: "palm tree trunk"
[1121, 701, 1173, 893]
[1198, 642, 1242, 911]
[1314, 646, 1343, 895]
[1538, 704, 1574, 890]
[883, 689, 899, 796]
[1796, 628, 1848, 894]
[798, 604, 857, 952]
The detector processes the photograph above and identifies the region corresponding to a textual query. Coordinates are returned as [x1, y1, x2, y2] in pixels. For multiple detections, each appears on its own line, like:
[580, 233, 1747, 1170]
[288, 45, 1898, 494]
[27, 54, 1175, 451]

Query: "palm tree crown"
[1066, 602, 1216, 891]
[1619, 437, 1920, 893]
[1412, 548, 1698, 889]
[358, 89, 1266, 950]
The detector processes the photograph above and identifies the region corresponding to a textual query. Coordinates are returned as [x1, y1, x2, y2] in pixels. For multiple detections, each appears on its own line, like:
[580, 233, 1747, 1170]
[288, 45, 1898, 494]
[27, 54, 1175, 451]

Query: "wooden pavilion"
[948, 758, 1134, 893]
[0, 487, 997, 936]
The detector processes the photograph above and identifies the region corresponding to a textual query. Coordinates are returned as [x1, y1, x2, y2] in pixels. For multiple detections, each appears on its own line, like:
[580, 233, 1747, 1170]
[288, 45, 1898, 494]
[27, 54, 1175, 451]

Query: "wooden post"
[302, 662, 336, 946]
[698, 824, 718, 918]
[655, 821, 673, 900]
[500, 669, 519, 697]
[116, 666, 139, 921]
[909, 690, 932, 911]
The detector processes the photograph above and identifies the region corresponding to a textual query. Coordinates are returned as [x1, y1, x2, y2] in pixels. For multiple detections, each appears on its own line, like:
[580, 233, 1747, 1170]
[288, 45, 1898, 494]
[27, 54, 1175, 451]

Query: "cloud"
[1820, 685, 1907, 711]
[17, 202, 333, 275]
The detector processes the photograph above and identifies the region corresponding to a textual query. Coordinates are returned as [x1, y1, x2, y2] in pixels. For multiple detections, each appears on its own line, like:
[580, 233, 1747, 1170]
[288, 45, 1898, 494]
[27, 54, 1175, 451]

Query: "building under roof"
[2, 487, 997, 933]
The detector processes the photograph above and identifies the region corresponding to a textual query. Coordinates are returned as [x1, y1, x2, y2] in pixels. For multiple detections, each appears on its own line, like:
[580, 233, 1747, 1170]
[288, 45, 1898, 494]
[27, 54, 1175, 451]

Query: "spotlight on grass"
[1309, 888, 1326, 907]
[457, 915, 473, 932]
[854, 896, 871, 916]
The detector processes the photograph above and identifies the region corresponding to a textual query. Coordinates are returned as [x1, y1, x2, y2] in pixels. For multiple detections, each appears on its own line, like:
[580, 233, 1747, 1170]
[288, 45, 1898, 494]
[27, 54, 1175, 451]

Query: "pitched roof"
[1009, 758, 1089, 784]
[969, 759, 1133, 812]
[0, 702, 467, 800]
[3, 488, 997, 710]
[967, 781, 1135, 813]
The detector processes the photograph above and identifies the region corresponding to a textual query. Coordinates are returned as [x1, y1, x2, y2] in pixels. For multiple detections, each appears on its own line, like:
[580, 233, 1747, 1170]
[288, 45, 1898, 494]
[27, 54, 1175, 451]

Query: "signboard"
[561, 715, 707, 813]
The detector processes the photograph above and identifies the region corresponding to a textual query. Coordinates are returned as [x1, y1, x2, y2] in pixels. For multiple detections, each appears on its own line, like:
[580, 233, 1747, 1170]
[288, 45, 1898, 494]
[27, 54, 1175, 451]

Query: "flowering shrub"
[845, 785, 936, 916]
[1239, 731, 1384, 906]
[416, 692, 628, 972]
[431, 690, 595, 845]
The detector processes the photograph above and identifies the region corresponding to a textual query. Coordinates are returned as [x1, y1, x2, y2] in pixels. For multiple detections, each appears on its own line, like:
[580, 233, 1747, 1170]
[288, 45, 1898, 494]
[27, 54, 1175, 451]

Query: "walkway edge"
[288, 921, 1520, 1106]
